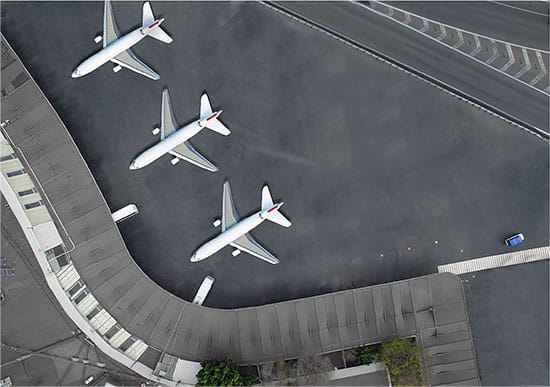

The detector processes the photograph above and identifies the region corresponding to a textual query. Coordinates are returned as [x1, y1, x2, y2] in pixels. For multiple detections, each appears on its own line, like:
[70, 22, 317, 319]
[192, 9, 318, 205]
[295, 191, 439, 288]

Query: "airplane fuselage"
[191, 211, 269, 262]
[73, 28, 146, 78]
[130, 120, 205, 169]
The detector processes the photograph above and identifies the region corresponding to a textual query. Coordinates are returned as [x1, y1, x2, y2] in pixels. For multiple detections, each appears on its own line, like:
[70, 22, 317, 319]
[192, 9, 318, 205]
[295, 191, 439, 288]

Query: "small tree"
[353, 345, 376, 365]
[196, 357, 256, 386]
[378, 338, 423, 386]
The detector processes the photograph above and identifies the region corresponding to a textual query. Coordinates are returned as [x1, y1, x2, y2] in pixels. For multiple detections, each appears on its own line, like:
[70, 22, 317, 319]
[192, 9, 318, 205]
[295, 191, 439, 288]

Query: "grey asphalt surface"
[277, 1, 549, 133]
[390, 1, 549, 51]
[0, 196, 149, 386]
[1, 2, 548, 308]
[461, 260, 549, 386]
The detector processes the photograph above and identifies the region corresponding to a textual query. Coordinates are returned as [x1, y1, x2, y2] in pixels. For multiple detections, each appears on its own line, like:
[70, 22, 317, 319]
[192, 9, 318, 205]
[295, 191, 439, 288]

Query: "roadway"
[388, 1, 549, 51]
[273, 1, 549, 134]
[1, 1, 548, 309]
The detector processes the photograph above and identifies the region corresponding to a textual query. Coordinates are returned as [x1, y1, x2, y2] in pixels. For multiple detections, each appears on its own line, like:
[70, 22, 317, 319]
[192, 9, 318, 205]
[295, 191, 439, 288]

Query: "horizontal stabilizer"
[266, 210, 292, 228]
[148, 27, 173, 44]
[205, 119, 230, 136]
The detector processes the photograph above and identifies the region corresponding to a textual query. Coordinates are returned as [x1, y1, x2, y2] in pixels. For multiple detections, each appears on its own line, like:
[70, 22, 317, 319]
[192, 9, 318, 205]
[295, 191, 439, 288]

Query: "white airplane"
[130, 89, 230, 171]
[72, 0, 172, 80]
[191, 181, 291, 264]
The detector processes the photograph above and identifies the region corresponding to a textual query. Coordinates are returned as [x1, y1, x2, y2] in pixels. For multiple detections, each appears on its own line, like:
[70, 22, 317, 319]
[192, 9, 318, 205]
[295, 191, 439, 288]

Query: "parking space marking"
[438, 246, 550, 275]
[403, 12, 411, 25]
[353, 1, 550, 96]
[514, 47, 532, 78]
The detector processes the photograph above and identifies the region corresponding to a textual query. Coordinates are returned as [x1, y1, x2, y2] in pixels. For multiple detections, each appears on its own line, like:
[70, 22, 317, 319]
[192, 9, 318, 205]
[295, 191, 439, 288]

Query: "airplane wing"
[222, 181, 239, 231]
[111, 49, 160, 81]
[103, 0, 120, 47]
[231, 234, 280, 264]
[169, 142, 218, 172]
[160, 89, 179, 139]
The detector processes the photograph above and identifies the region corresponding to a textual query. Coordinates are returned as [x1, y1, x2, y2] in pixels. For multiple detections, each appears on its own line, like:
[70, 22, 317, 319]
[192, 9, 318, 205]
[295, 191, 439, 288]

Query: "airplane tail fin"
[142, 2, 155, 25]
[200, 93, 231, 136]
[142, 2, 173, 44]
[262, 186, 292, 227]
[261, 186, 274, 210]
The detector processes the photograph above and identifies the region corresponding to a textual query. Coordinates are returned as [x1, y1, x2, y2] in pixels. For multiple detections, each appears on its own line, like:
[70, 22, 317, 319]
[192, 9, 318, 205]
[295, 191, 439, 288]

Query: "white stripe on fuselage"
[74, 28, 146, 77]
[131, 121, 204, 169]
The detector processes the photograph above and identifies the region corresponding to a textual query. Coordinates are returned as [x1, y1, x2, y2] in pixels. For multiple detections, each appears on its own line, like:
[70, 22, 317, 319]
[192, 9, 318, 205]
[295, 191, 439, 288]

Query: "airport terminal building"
[1, 35, 481, 385]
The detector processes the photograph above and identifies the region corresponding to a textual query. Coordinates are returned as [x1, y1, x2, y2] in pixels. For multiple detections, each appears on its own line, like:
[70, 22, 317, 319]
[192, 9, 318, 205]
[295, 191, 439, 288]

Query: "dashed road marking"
[437, 25, 446, 41]
[515, 47, 532, 78]
[500, 44, 516, 71]
[453, 30, 464, 49]
[530, 51, 547, 86]
[420, 19, 429, 32]
[485, 40, 499, 64]
[470, 35, 482, 56]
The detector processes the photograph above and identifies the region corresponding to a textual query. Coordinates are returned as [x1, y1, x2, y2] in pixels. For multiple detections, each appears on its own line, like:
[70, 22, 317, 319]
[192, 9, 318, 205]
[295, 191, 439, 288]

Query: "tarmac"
[1, 2, 547, 311]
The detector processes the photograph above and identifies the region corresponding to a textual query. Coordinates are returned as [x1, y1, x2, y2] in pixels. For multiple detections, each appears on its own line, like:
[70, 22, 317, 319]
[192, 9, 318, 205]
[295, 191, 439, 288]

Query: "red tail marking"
[267, 205, 279, 213]
[148, 21, 160, 29]
[206, 113, 218, 121]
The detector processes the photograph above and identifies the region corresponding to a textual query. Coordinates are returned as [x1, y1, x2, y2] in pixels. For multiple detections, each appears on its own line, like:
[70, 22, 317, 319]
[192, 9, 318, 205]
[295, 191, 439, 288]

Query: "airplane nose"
[129, 161, 136, 170]
[71, 69, 79, 78]
[190, 252, 198, 262]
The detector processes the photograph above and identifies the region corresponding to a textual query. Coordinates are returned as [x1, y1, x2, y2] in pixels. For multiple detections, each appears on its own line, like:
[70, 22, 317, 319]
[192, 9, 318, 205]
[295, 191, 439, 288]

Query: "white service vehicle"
[192, 275, 215, 305]
[72, 0, 172, 80]
[111, 204, 139, 223]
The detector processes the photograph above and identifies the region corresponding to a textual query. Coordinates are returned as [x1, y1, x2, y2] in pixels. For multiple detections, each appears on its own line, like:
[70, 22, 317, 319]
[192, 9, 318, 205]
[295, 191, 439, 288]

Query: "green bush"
[378, 338, 423, 386]
[196, 357, 257, 386]
[353, 345, 376, 365]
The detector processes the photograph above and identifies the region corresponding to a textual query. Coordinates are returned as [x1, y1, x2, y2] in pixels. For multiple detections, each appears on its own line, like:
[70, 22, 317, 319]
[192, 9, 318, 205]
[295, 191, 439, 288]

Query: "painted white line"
[485, 40, 499, 64]
[353, 1, 550, 96]
[420, 19, 429, 32]
[490, 0, 550, 17]
[437, 25, 446, 41]
[514, 47, 532, 78]
[378, 1, 550, 53]
[438, 246, 550, 275]
[530, 51, 548, 85]
[453, 30, 464, 49]
[500, 44, 516, 71]
[470, 35, 482, 56]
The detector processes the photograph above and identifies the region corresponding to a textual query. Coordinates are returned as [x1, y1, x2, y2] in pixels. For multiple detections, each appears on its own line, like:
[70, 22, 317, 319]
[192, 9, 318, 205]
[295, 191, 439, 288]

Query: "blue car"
[505, 233, 524, 247]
